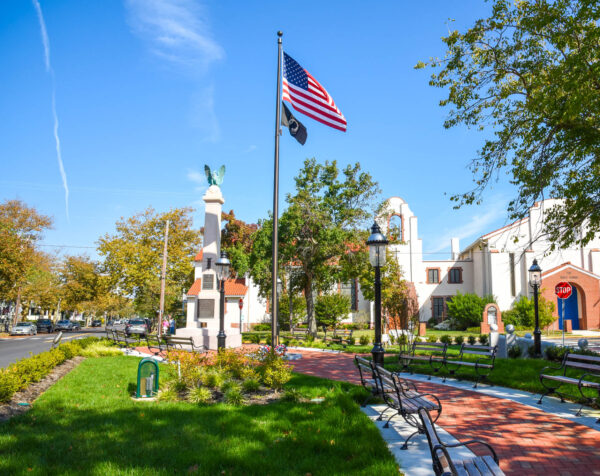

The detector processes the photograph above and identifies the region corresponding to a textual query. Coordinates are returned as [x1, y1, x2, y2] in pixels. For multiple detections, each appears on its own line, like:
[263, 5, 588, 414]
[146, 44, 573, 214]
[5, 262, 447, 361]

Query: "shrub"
[221, 380, 241, 394]
[508, 345, 521, 359]
[202, 370, 226, 389]
[187, 386, 212, 404]
[260, 357, 292, 390]
[440, 335, 452, 345]
[397, 334, 408, 346]
[427, 317, 437, 328]
[248, 334, 261, 344]
[359, 334, 370, 346]
[224, 387, 244, 405]
[478, 334, 489, 345]
[503, 295, 555, 328]
[216, 349, 247, 379]
[242, 378, 261, 393]
[468, 335, 477, 345]
[427, 336, 438, 343]
[545, 345, 569, 362]
[253, 323, 271, 331]
[80, 342, 122, 357]
[466, 327, 481, 334]
[527, 345, 537, 358]
[265, 335, 272, 346]
[454, 335, 464, 345]
[305, 333, 315, 344]
[446, 292, 495, 330]
[0, 370, 19, 403]
[315, 294, 351, 329]
[157, 387, 178, 402]
[281, 388, 303, 402]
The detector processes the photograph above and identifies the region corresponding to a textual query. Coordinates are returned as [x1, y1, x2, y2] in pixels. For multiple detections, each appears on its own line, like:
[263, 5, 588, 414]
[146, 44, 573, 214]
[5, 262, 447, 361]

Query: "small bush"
[359, 335, 370, 346]
[454, 335, 464, 345]
[265, 335, 272, 346]
[220, 380, 241, 394]
[440, 335, 452, 345]
[80, 342, 122, 357]
[157, 387, 178, 402]
[281, 388, 303, 402]
[527, 345, 537, 358]
[261, 358, 292, 390]
[508, 345, 521, 359]
[427, 336, 437, 343]
[398, 334, 408, 346]
[187, 386, 212, 404]
[224, 388, 244, 405]
[248, 334, 261, 344]
[468, 335, 477, 345]
[242, 378, 261, 393]
[253, 323, 271, 331]
[202, 370, 226, 389]
[478, 334, 489, 345]
[305, 334, 315, 344]
[466, 327, 481, 334]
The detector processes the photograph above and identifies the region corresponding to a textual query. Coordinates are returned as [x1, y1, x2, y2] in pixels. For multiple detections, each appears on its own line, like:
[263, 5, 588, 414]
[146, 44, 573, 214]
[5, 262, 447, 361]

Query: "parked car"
[56, 320, 80, 331]
[36, 319, 55, 333]
[126, 318, 149, 337]
[10, 322, 37, 336]
[91, 319, 102, 327]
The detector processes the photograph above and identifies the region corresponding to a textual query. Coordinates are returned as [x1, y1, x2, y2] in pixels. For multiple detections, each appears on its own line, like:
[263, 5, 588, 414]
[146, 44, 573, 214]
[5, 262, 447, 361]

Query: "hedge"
[0, 337, 99, 403]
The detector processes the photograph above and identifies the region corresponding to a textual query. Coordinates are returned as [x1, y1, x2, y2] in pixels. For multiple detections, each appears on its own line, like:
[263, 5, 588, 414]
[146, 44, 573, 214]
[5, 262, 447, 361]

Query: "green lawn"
[0, 356, 399, 476]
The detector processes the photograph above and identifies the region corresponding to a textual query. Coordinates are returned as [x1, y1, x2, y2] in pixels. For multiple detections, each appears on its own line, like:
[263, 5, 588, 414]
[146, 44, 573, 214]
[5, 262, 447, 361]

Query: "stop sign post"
[555, 281, 572, 345]
[238, 298, 243, 332]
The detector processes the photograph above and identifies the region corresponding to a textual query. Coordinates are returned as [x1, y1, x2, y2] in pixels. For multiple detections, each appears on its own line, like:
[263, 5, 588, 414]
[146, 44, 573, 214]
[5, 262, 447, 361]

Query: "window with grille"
[433, 297, 445, 320]
[427, 268, 439, 284]
[448, 268, 462, 283]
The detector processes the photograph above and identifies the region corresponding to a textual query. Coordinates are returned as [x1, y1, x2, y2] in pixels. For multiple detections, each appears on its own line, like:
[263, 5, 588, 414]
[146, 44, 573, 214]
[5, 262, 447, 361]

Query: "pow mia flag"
[281, 102, 307, 145]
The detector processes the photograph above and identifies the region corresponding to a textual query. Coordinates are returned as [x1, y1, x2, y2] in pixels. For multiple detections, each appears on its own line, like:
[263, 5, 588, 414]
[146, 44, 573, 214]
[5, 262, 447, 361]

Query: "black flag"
[281, 102, 307, 145]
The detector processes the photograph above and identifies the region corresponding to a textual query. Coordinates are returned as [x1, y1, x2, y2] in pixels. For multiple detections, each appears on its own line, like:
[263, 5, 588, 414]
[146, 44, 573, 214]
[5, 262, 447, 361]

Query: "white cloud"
[188, 85, 220, 142]
[187, 168, 207, 193]
[244, 145, 257, 153]
[425, 197, 509, 254]
[125, 0, 224, 70]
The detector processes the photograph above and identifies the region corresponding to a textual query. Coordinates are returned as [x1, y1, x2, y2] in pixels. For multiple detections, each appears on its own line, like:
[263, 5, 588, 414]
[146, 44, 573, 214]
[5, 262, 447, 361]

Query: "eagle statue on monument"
[204, 165, 226, 187]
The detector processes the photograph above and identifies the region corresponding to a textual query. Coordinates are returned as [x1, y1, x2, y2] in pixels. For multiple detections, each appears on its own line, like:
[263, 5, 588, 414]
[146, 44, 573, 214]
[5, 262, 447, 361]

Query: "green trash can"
[136, 358, 159, 398]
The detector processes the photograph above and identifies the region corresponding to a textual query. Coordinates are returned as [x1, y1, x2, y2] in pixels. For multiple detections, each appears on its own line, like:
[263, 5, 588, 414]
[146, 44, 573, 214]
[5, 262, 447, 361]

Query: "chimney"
[451, 238, 460, 260]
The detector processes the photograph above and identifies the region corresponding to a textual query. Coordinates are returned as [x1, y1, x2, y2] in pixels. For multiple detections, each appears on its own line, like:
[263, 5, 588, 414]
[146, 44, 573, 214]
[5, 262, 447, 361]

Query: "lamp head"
[366, 222, 389, 267]
[215, 251, 231, 281]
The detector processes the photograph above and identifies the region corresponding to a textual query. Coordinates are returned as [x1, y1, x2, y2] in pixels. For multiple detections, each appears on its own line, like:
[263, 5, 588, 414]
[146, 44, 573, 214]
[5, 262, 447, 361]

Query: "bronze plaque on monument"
[197, 299, 215, 319]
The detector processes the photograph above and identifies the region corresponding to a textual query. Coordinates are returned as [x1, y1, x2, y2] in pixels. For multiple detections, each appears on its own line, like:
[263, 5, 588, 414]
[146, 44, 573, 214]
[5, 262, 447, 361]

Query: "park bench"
[291, 327, 310, 341]
[113, 330, 139, 348]
[538, 351, 600, 423]
[374, 364, 442, 449]
[164, 335, 207, 354]
[443, 344, 497, 388]
[144, 333, 168, 356]
[418, 407, 505, 476]
[399, 341, 448, 379]
[324, 328, 354, 347]
[355, 356, 384, 406]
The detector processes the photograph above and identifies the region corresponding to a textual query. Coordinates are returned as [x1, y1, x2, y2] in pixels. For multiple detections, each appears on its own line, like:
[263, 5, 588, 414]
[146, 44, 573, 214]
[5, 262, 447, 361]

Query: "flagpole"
[271, 31, 283, 347]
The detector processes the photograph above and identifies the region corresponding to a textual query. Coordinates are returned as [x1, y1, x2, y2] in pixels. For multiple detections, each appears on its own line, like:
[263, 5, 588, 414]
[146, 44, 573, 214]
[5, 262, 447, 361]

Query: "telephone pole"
[158, 220, 170, 337]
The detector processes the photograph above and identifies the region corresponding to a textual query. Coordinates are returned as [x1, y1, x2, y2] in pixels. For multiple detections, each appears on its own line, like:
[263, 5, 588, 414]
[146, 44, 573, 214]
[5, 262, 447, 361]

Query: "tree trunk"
[304, 279, 317, 336]
[13, 286, 22, 325]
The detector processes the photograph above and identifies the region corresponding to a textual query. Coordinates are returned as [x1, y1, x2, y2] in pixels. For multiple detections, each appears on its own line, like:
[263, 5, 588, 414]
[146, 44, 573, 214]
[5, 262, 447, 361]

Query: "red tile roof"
[186, 277, 248, 297]
[194, 250, 204, 261]
[225, 278, 248, 296]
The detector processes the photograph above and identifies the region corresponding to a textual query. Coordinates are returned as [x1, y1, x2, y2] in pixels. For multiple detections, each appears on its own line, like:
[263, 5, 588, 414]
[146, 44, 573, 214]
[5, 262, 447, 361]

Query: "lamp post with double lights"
[215, 251, 231, 350]
[366, 222, 389, 367]
[528, 259, 542, 357]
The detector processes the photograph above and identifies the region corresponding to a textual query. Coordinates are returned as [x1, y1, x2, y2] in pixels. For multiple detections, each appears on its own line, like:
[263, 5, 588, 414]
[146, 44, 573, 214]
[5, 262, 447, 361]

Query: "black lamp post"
[528, 258, 542, 357]
[366, 222, 389, 367]
[215, 251, 231, 350]
[276, 278, 283, 341]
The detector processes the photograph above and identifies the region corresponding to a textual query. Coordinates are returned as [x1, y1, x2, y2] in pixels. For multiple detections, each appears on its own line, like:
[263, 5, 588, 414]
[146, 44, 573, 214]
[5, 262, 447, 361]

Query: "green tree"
[314, 294, 350, 330]
[60, 255, 99, 314]
[97, 207, 201, 317]
[220, 210, 257, 277]
[0, 200, 53, 323]
[277, 292, 306, 331]
[418, 0, 600, 249]
[503, 294, 556, 329]
[446, 292, 495, 330]
[249, 159, 380, 335]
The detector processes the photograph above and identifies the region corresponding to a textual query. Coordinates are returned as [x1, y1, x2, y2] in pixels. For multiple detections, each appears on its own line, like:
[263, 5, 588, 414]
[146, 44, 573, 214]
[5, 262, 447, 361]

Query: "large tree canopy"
[418, 0, 600, 248]
[250, 158, 380, 335]
[97, 207, 201, 317]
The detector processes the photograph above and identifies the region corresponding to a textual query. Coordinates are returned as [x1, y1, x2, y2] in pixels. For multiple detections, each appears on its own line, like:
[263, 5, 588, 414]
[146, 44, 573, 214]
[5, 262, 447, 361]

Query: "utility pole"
[158, 220, 170, 338]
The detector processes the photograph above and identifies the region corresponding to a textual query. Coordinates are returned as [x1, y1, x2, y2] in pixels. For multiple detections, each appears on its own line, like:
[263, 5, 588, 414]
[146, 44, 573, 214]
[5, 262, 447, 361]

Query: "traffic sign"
[238, 298, 244, 310]
[555, 282, 572, 299]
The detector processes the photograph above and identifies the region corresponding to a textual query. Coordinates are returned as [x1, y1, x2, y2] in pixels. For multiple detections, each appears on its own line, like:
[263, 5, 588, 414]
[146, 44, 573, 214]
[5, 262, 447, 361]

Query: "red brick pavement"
[289, 349, 600, 476]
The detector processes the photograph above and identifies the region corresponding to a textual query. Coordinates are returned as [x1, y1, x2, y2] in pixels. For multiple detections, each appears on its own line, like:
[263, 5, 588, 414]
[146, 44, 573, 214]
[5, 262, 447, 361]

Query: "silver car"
[10, 322, 38, 336]
[125, 318, 148, 337]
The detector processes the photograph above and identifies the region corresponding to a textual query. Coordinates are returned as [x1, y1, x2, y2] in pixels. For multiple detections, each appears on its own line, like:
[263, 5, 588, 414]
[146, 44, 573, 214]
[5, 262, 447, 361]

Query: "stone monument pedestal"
[176, 327, 242, 350]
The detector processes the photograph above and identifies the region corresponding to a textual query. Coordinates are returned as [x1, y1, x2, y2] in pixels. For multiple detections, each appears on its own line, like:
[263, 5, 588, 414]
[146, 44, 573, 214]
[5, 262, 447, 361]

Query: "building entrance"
[558, 286, 579, 331]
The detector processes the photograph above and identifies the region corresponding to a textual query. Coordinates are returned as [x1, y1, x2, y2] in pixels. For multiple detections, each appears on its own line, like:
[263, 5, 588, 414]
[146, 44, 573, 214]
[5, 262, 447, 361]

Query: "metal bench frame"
[538, 351, 600, 422]
[399, 341, 448, 379]
[164, 335, 207, 354]
[374, 363, 442, 450]
[443, 344, 497, 388]
[418, 407, 504, 476]
[325, 328, 354, 347]
[145, 333, 167, 356]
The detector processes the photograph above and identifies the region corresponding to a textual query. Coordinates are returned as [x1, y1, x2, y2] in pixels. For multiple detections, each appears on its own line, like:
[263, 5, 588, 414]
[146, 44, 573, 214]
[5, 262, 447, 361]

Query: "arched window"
[388, 214, 403, 243]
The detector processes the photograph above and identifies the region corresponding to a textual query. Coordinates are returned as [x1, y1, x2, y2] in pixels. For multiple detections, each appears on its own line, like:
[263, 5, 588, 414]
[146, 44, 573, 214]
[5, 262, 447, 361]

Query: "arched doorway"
[557, 286, 579, 331]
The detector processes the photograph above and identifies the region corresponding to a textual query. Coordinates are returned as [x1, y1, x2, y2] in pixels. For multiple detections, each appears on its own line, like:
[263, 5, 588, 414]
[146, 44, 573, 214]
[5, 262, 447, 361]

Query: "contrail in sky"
[32, 0, 70, 220]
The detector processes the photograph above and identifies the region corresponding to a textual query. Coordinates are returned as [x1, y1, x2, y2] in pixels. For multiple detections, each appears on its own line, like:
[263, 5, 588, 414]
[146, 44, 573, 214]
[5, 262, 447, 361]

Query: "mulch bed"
[0, 356, 85, 422]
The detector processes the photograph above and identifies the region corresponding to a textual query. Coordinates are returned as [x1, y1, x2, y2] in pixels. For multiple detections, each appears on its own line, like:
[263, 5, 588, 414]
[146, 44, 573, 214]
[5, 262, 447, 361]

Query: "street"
[0, 328, 106, 369]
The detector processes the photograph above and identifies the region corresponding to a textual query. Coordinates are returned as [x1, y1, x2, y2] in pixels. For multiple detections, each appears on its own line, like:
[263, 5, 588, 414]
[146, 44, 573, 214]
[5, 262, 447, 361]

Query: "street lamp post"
[276, 278, 283, 341]
[366, 222, 389, 367]
[215, 251, 231, 350]
[528, 259, 542, 357]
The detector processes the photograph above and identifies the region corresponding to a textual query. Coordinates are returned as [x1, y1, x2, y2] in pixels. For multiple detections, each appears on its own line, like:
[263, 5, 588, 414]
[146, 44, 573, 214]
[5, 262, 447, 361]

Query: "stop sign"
[238, 298, 244, 310]
[555, 282, 572, 299]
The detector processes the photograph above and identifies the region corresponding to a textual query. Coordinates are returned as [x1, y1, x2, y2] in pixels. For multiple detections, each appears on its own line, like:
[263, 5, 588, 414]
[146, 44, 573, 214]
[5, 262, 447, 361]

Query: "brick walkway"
[290, 349, 600, 476]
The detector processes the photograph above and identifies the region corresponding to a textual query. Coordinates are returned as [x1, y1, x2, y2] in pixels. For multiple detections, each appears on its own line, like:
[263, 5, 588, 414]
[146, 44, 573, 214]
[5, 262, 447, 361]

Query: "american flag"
[282, 52, 347, 132]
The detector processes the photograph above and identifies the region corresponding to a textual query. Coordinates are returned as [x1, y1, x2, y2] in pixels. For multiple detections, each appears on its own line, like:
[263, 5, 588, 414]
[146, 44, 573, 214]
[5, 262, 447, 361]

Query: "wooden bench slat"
[564, 360, 600, 372]
[463, 459, 483, 476]
[482, 455, 504, 476]
[472, 456, 494, 476]
[455, 466, 469, 476]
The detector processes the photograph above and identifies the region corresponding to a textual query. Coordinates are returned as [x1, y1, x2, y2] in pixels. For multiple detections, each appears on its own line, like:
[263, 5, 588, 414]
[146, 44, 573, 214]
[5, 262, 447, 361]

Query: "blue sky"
[1, 0, 516, 260]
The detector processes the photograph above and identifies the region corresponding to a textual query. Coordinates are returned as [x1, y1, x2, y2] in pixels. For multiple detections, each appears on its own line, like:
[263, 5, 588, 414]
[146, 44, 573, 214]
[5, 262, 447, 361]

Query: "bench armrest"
[442, 439, 499, 463]
[432, 444, 460, 475]
[540, 362, 565, 375]
[392, 372, 418, 391]
[578, 372, 600, 389]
